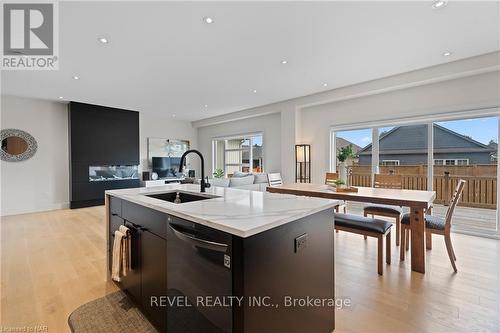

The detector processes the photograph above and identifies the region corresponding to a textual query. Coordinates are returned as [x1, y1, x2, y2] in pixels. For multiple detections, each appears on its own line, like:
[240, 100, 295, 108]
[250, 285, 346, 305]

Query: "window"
[332, 128, 371, 186]
[380, 160, 400, 166]
[434, 159, 469, 166]
[212, 134, 263, 176]
[330, 113, 500, 236]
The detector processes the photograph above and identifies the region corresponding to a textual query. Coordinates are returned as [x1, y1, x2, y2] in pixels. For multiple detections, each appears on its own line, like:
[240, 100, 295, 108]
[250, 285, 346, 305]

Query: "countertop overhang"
[106, 184, 340, 237]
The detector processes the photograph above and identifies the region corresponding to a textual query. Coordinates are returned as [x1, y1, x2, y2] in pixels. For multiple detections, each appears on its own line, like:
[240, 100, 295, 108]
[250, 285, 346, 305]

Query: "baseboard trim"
[0, 202, 70, 217]
[70, 199, 104, 209]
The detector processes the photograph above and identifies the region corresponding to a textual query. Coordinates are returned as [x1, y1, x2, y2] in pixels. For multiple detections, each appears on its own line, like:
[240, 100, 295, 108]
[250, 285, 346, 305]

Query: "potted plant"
[337, 145, 355, 184]
[332, 179, 346, 189]
[213, 168, 224, 179]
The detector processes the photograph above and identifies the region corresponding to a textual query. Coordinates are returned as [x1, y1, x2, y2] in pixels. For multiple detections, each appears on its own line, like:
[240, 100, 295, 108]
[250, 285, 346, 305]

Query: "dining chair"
[267, 173, 283, 187]
[400, 179, 466, 272]
[363, 174, 404, 245]
[325, 173, 347, 213]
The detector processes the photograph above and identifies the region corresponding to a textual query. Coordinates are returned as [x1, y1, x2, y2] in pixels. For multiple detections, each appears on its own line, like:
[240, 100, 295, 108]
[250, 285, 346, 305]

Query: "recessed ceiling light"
[322, 83, 328, 87]
[432, 0, 447, 9]
[204, 104, 208, 108]
[58, 96, 64, 99]
[443, 51, 452, 56]
[73, 75, 80, 80]
[203, 17, 214, 24]
[281, 60, 288, 65]
[252, 89, 257, 93]
[97, 37, 109, 44]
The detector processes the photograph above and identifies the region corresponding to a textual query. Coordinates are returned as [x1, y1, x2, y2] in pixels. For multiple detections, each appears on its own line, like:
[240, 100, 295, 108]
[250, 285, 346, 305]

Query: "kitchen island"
[105, 184, 339, 333]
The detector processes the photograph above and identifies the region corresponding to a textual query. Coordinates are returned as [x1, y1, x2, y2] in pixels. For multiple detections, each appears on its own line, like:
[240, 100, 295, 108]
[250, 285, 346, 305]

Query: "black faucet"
[179, 149, 211, 192]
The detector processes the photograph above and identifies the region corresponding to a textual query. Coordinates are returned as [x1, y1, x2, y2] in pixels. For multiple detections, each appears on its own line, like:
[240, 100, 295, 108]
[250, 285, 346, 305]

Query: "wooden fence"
[347, 165, 498, 209]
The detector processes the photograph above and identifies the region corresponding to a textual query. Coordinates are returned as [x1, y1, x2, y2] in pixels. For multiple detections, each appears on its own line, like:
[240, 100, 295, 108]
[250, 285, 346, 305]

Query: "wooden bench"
[334, 213, 393, 275]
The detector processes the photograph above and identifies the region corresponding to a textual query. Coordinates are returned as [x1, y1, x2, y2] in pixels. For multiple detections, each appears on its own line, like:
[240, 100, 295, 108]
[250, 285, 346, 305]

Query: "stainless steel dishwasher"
[167, 215, 233, 333]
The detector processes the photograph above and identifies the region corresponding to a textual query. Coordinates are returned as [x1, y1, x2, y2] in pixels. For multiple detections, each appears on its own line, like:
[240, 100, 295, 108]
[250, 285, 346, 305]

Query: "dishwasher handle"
[169, 223, 228, 253]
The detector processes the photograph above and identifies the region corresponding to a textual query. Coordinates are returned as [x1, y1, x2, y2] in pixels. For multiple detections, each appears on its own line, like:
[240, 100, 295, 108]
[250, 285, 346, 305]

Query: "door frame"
[329, 107, 500, 238]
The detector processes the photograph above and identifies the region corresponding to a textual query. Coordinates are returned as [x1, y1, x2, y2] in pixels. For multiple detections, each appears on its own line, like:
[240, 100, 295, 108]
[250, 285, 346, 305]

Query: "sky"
[337, 117, 498, 149]
[252, 135, 263, 146]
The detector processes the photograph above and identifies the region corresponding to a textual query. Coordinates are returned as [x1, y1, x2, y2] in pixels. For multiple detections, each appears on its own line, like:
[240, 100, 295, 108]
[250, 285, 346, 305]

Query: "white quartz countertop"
[106, 184, 340, 238]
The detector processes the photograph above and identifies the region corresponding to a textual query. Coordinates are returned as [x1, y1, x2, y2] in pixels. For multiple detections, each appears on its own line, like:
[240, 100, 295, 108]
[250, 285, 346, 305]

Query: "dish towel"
[111, 225, 131, 282]
[119, 225, 131, 275]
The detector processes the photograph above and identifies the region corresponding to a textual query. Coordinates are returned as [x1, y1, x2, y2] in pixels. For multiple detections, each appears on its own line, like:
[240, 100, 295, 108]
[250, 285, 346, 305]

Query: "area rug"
[68, 291, 158, 333]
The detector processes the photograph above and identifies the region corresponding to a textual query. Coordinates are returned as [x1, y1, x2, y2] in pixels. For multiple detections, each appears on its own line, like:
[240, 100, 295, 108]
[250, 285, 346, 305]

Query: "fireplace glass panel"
[89, 165, 139, 182]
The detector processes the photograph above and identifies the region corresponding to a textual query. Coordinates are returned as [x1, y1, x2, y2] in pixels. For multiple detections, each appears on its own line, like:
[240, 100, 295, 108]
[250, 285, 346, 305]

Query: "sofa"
[207, 172, 270, 192]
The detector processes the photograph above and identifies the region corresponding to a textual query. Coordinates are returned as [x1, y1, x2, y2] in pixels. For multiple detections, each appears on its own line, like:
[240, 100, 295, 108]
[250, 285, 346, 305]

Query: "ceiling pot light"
[97, 37, 109, 44]
[323, 83, 328, 87]
[58, 96, 64, 99]
[203, 17, 214, 24]
[73, 75, 80, 80]
[432, 0, 447, 9]
[443, 51, 452, 56]
[204, 104, 208, 108]
[252, 89, 257, 93]
[281, 60, 287, 65]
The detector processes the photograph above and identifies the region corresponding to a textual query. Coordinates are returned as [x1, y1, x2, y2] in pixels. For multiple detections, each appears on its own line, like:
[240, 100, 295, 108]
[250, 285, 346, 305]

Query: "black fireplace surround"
[69, 102, 140, 208]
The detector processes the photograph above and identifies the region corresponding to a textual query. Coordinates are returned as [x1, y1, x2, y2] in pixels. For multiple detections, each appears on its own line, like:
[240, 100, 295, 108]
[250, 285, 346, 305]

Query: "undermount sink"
[144, 191, 218, 204]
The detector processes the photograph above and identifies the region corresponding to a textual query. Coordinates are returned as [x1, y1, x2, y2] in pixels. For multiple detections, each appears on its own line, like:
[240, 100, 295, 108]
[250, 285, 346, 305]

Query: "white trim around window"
[433, 159, 469, 166]
[380, 160, 400, 166]
[212, 132, 264, 175]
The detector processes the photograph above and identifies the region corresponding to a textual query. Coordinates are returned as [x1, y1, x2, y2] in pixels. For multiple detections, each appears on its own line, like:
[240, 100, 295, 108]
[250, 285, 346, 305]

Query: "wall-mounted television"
[152, 157, 183, 178]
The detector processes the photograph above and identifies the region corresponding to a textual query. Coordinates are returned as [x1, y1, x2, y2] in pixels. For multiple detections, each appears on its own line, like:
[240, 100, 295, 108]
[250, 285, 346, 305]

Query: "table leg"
[410, 206, 425, 274]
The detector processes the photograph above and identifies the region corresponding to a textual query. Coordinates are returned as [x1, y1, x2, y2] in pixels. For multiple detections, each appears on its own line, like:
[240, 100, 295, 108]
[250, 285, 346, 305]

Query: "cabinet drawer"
[122, 201, 167, 239]
[110, 215, 124, 236]
[110, 196, 122, 216]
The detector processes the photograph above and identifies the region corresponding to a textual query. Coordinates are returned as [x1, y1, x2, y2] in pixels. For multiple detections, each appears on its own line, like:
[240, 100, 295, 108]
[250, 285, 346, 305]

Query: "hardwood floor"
[0, 207, 119, 333]
[1, 207, 499, 332]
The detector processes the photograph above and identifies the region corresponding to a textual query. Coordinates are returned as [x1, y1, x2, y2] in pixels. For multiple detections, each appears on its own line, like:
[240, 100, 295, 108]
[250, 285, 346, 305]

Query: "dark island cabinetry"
[108, 198, 168, 331]
[107, 196, 335, 333]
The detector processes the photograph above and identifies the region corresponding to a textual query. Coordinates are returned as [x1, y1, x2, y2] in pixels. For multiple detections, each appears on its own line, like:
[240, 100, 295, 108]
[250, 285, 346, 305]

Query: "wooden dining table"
[267, 183, 436, 274]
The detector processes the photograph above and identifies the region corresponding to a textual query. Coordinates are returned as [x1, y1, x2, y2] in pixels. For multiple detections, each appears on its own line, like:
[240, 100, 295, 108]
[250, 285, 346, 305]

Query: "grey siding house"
[358, 124, 496, 166]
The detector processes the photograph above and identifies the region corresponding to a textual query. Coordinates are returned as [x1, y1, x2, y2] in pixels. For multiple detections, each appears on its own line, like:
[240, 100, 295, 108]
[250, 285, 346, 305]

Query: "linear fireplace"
[89, 165, 139, 182]
[69, 102, 140, 208]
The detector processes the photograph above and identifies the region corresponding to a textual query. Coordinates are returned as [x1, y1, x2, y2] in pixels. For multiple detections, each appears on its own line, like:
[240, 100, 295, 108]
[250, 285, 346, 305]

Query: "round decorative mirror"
[0, 129, 38, 162]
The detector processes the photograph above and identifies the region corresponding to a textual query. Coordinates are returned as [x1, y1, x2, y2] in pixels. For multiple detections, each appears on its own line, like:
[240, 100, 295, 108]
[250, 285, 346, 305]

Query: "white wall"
[0, 95, 199, 216]
[197, 112, 282, 177]
[194, 52, 500, 184]
[140, 113, 199, 175]
[301, 71, 500, 183]
[1, 95, 69, 215]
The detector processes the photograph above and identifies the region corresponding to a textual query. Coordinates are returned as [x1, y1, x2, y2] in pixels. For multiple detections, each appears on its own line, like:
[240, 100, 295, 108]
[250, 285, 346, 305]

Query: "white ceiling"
[2, 1, 499, 121]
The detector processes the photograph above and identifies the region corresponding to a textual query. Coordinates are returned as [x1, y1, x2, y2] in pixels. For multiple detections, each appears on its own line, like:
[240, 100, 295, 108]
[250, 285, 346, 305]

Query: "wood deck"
[346, 202, 498, 231]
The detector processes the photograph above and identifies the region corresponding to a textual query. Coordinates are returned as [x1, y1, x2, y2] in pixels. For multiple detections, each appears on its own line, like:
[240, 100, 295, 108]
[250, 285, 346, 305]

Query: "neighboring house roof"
[488, 141, 498, 160]
[358, 124, 496, 155]
[336, 137, 362, 154]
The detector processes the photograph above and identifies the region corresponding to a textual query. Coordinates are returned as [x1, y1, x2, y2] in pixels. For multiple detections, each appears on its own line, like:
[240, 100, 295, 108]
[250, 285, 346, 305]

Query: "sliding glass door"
[334, 128, 372, 186]
[432, 117, 498, 232]
[376, 125, 429, 191]
[331, 114, 500, 236]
